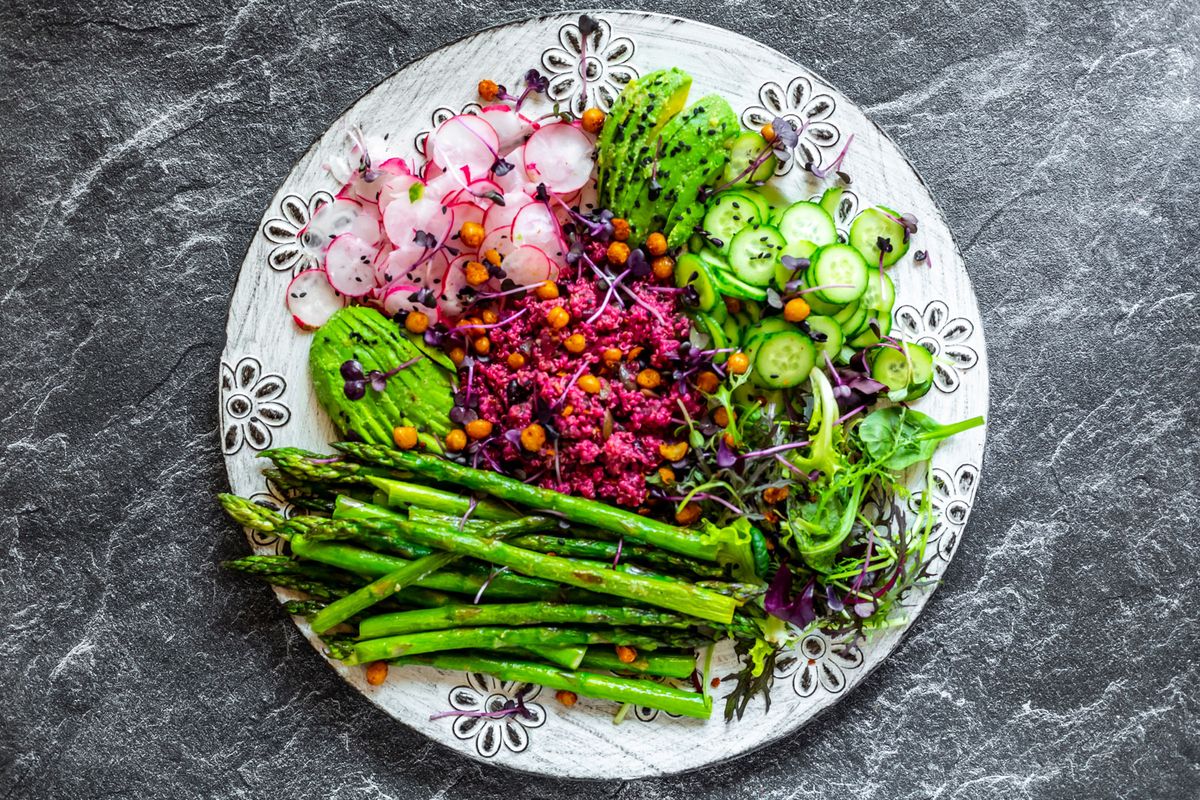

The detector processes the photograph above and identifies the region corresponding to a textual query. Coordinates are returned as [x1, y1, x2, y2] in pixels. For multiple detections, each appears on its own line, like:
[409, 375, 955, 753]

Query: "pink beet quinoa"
[463, 265, 705, 508]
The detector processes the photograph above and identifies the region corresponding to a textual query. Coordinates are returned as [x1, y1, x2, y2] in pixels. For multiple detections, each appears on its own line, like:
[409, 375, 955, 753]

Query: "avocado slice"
[310, 306, 456, 446]
[596, 68, 691, 210]
[622, 95, 738, 245]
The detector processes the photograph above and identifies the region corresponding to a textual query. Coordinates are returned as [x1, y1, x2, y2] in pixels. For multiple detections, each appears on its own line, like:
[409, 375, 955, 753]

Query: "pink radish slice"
[437, 255, 473, 320]
[378, 173, 423, 216]
[479, 228, 515, 261]
[350, 207, 383, 246]
[378, 241, 426, 285]
[382, 282, 429, 316]
[306, 198, 363, 251]
[429, 115, 499, 186]
[523, 123, 594, 194]
[498, 245, 552, 286]
[483, 192, 533, 235]
[573, 180, 599, 216]
[493, 146, 535, 195]
[511, 202, 565, 252]
[446, 203, 485, 244]
[443, 178, 504, 211]
[425, 168, 466, 200]
[324, 233, 379, 297]
[479, 106, 536, 153]
[287, 269, 346, 329]
[383, 196, 455, 251]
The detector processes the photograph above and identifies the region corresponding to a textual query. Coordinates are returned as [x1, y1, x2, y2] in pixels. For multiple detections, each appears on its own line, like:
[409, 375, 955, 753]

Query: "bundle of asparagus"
[220, 443, 768, 720]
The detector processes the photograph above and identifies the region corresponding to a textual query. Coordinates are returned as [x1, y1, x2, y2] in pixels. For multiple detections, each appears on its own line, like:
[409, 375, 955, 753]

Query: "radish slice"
[425, 169, 465, 201]
[493, 146, 535, 195]
[443, 178, 504, 211]
[437, 255, 472, 319]
[306, 198, 362, 251]
[511, 202, 567, 260]
[447, 203, 485, 245]
[479, 106, 536, 153]
[349, 204, 383, 246]
[382, 282, 430, 316]
[324, 234, 379, 297]
[523, 123, 594, 194]
[287, 269, 346, 329]
[429, 115, 499, 186]
[378, 241, 427, 285]
[484, 192, 534, 235]
[498, 245, 552, 286]
[479, 228, 515, 261]
[378, 173, 423, 215]
[383, 196, 455, 251]
[573, 180, 599, 216]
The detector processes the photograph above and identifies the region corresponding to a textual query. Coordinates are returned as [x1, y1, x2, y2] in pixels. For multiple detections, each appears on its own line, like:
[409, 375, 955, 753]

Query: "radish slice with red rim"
[511, 201, 567, 264]
[498, 245, 552, 287]
[378, 173, 423, 216]
[523, 123, 594, 194]
[287, 269, 346, 329]
[437, 255, 473, 319]
[383, 195, 455, 251]
[493, 146, 535, 195]
[484, 192, 533, 236]
[480, 105, 536, 153]
[381, 282, 433, 317]
[324, 233, 379, 297]
[479, 228, 516, 261]
[429, 115, 499, 187]
[306, 198, 363, 251]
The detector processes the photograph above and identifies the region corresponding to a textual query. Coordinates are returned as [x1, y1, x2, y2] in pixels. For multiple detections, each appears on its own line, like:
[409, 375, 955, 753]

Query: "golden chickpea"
[578, 374, 602, 394]
[645, 232, 668, 257]
[535, 280, 560, 300]
[482, 308, 499, 324]
[760, 122, 776, 143]
[581, 108, 606, 134]
[626, 346, 644, 362]
[445, 429, 467, 452]
[520, 423, 546, 452]
[636, 368, 662, 390]
[473, 336, 491, 356]
[459, 221, 485, 248]
[448, 346, 467, 366]
[615, 645, 638, 664]
[658, 441, 689, 461]
[556, 689, 579, 707]
[657, 466, 676, 486]
[695, 371, 719, 394]
[564, 333, 587, 354]
[675, 502, 702, 525]
[602, 347, 623, 364]
[404, 311, 430, 334]
[507, 352, 526, 369]
[365, 661, 388, 686]
[713, 406, 730, 428]
[466, 418, 494, 440]
[783, 297, 811, 323]
[651, 255, 675, 280]
[392, 425, 419, 450]
[561, 404, 574, 417]
[464, 259, 490, 286]
[483, 248, 502, 266]
[607, 241, 631, 266]
[461, 316, 484, 338]
[763, 486, 790, 504]
[478, 79, 499, 101]
[727, 352, 750, 374]
[546, 306, 570, 329]
[611, 218, 631, 242]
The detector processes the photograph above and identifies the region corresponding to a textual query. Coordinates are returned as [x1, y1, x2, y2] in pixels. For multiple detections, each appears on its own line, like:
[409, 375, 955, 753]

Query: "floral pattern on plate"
[893, 300, 980, 393]
[220, 356, 290, 455]
[443, 673, 547, 758]
[776, 630, 864, 698]
[910, 463, 980, 562]
[541, 16, 638, 115]
[262, 191, 335, 275]
[742, 76, 840, 175]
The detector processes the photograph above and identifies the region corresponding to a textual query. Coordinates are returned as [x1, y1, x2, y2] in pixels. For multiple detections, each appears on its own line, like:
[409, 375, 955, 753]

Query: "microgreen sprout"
[340, 356, 422, 400]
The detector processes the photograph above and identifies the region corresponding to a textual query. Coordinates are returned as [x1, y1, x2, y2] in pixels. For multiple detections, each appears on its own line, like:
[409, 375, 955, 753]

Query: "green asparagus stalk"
[218, 494, 287, 533]
[260, 447, 406, 486]
[309, 517, 549, 633]
[345, 626, 690, 666]
[357, 602, 690, 639]
[366, 476, 519, 520]
[394, 652, 712, 719]
[331, 497, 738, 623]
[286, 516, 437, 560]
[508, 534, 728, 579]
[332, 443, 718, 561]
[579, 649, 697, 680]
[521, 646, 587, 669]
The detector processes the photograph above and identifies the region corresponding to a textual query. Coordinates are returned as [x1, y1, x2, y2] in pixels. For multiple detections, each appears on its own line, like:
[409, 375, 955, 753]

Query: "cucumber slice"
[908, 342, 934, 385]
[711, 266, 768, 301]
[772, 240, 817, 290]
[861, 269, 896, 314]
[774, 201, 837, 248]
[849, 206, 910, 268]
[702, 192, 762, 251]
[802, 289, 844, 317]
[742, 300, 763, 323]
[706, 298, 729, 324]
[832, 300, 861, 326]
[687, 233, 707, 253]
[847, 313, 892, 348]
[751, 330, 816, 389]
[818, 186, 845, 219]
[837, 301, 868, 336]
[722, 132, 777, 187]
[728, 225, 786, 287]
[674, 253, 719, 313]
[697, 312, 729, 357]
[809, 243, 869, 304]
[721, 314, 742, 348]
[742, 317, 794, 354]
[804, 315, 843, 359]
[870, 342, 934, 391]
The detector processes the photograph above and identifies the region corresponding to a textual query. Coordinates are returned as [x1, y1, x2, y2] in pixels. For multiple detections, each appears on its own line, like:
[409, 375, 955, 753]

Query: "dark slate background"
[2, 0, 1197, 797]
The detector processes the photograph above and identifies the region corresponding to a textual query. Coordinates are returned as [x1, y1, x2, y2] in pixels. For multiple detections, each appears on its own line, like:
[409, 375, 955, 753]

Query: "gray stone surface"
[1, 0, 1197, 797]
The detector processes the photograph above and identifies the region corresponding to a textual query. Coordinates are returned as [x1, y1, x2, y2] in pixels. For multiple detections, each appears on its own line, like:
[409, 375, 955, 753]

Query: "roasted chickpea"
[636, 368, 662, 389]
[727, 352, 750, 374]
[507, 352, 526, 369]
[783, 297, 811, 323]
[615, 645, 638, 664]
[581, 108, 605, 134]
[611, 218, 631, 242]
[464, 259, 490, 286]
[477, 79, 500, 101]
[651, 255, 675, 280]
[448, 346, 467, 366]
[556, 689, 578, 707]
[695, 370, 719, 393]
[404, 311, 429, 334]
[578, 374, 602, 394]
[675, 502, 702, 525]
[535, 281, 560, 300]
[392, 426, 419, 450]
[520, 423, 546, 451]
[365, 661, 388, 686]
[546, 306, 570, 329]
[445, 429, 468, 452]
[459, 221, 485, 248]
[564, 333, 586, 354]
[466, 418, 494, 440]
[606, 241, 631, 266]
[658, 441, 689, 461]
[645, 232, 668, 257]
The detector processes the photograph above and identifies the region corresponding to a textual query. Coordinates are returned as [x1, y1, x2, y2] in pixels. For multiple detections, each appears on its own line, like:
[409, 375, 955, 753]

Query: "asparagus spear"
[395, 652, 712, 719]
[260, 447, 406, 486]
[503, 646, 588, 670]
[219, 494, 287, 533]
[366, 476, 519, 521]
[330, 497, 738, 623]
[346, 626, 691, 666]
[508, 534, 728, 579]
[332, 443, 718, 561]
[579, 649, 697, 680]
[309, 517, 550, 633]
[357, 602, 690, 639]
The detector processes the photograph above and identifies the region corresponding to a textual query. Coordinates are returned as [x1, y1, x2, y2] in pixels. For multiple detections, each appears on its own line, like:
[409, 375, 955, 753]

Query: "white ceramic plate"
[220, 11, 988, 778]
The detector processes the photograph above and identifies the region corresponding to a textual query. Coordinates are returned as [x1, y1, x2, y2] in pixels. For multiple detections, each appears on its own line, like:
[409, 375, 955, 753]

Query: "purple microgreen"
[458, 496, 479, 532]
[587, 268, 631, 324]
[775, 454, 819, 481]
[618, 283, 667, 324]
[340, 360, 365, 382]
[826, 584, 845, 612]
[765, 286, 784, 309]
[413, 230, 437, 249]
[626, 248, 651, 279]
[429, 693, 534, 722]
[473, 565, 510, 604]
[611, 536, 623, 570]
[771, 116, 800, 150]
[740, 440, 811, 460]
[556, 361, 592, 407]
[449, 307, 528, 335]
[367, 370, 388, 392]
[716, 436, 739, 469]
[834, 404, 866, 424]
[805, 133, 855, 180]
[765, 566, 817, 628]
[879, 209, 919, 241]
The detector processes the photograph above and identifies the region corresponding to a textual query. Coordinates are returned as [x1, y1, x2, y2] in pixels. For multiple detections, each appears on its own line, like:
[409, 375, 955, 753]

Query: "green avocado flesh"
[310, 306, 455, 446]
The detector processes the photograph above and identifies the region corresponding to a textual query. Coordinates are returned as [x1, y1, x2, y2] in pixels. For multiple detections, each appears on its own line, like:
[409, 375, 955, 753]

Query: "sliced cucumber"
[728, 225, 786, 287]
[702, 192, 762, 251]
[802, 290, 844, 317]
[837, 301, 868, 336]
[832, 300, 861, 326]
[711, 265, 768, 301]
[774, 201, 837, 249]
[803, 315, 843, 360]
[696, 312, 729, 356]
[847, 313, 892, 348]
[751, 330, 816, 389]
[870, 341, 934, 391]
[687, 233, 707, 253]
[721, 314, 742, 348]
[773, 240, 817, 290]
[860, 269, 896, 314]
[674, 253, 719, 313]
[706, 298, 729, 324]
[849, 206, 910, 268]
[742, 317, 794, 353]
[722, 132, 777, 188]
[818, 186, 845, 220]
[808, 243, 869, 304]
